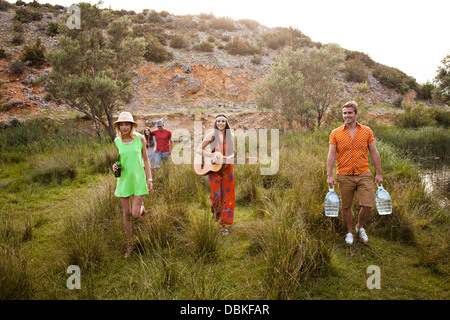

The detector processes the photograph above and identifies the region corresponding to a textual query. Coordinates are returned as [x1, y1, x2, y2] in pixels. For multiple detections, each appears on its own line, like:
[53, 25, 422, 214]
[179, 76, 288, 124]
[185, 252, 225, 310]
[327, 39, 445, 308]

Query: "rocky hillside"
[0, 2, 422, 127]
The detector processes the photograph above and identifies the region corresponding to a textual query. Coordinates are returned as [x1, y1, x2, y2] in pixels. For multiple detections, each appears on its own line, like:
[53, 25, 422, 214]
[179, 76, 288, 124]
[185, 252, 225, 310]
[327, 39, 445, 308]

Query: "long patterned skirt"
[208, 164, 235, 226]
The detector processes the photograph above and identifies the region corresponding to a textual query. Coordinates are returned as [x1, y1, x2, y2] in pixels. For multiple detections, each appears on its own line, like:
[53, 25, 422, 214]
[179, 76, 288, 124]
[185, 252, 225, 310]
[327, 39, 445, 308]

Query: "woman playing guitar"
[196, 114, 236, 235]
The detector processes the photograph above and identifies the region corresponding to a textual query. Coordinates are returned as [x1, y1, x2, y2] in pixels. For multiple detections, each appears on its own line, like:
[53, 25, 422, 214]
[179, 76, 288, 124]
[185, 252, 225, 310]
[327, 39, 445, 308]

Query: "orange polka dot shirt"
[329, 122, 375, 175]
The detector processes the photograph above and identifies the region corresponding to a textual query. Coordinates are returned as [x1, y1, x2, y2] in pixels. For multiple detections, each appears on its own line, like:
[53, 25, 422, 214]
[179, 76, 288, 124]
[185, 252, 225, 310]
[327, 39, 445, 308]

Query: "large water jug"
[324, 188, 339, 217]
[375, 185, 392, 215]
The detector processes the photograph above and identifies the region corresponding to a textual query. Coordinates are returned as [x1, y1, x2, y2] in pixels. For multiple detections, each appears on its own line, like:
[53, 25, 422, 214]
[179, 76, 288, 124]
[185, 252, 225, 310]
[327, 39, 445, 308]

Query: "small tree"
[295, 43, 345, 127]
[434, 54, 450, 105]
[45, 3, 145, 141]
[255, 49, 311, 129]
[256, 44, 344, 128]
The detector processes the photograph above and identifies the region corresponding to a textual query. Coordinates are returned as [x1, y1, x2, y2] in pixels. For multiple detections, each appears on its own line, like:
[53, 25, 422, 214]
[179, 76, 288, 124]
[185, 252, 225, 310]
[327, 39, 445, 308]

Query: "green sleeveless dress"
[114, 134, 148, 198]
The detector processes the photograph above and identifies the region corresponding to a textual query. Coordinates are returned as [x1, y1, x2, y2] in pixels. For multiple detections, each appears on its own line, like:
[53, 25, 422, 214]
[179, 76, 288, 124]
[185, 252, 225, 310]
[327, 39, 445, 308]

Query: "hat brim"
[113, 121, 138, 128]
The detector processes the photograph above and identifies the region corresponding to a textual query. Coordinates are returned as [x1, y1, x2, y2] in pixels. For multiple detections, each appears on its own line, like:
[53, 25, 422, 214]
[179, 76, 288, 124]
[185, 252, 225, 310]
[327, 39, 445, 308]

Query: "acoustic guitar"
[194, 151, 226, 175]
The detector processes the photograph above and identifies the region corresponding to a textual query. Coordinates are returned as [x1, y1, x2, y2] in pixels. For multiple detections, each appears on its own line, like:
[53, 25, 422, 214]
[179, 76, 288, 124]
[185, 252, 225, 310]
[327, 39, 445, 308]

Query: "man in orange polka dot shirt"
[327, 101, 383, 245]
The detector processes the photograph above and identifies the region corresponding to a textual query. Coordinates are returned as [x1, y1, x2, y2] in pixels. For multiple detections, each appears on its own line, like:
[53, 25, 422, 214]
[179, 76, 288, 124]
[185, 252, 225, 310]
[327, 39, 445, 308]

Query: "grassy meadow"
[0, 116, 448, 300]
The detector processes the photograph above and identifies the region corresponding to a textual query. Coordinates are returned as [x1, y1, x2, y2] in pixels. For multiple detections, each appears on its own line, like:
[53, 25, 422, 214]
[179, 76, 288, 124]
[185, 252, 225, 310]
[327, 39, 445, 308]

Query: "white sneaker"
[345, 233, 354, 245]
[356, 227, 369, 243]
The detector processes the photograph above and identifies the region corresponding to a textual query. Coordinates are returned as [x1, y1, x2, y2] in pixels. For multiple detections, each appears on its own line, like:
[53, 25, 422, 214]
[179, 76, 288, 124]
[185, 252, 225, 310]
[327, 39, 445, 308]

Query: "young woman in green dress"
[112, 112, 153, 258]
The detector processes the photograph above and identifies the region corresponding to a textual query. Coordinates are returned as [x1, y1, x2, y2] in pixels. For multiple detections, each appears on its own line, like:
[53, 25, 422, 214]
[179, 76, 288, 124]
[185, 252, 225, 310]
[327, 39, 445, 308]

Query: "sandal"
[221, 227, 229, 236]
[140, 205, 147, 218]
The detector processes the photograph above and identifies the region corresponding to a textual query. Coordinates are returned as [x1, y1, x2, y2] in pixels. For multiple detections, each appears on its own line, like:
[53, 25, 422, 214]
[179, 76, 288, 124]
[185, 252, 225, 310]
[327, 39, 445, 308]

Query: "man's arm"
[327, 144, 337, 188]
[368, 142, 383, 185]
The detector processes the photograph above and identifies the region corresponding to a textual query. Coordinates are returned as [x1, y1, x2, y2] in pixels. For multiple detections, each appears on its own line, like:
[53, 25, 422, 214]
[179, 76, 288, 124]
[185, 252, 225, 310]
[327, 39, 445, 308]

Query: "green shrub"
[416, 82, 435, 100]
[356, 81, 369, 94]
[393, 103, 437, 128]
[250, 53, 262, 65]
[13, 7, 43, 23]
[0, 47, 7, 60]
[343, 56, 368, 83]
[0, 0, 13, 11]
[345, 50, 376, 68]
[11, 32, 24, 45]
[193, 41, 214, 52]
[226, 36, 260, 56]
[8, 59, 25, 75]
[372, 64, 417, 93]
[46, 22, 60, 36]
[170, 34, 189, 49]
[12, 21, 24, 32]
[147, 10, 164, 24]
[430, 106, 450, 127]
[20, 38, 46, 67]
[144, 36, 173, 63]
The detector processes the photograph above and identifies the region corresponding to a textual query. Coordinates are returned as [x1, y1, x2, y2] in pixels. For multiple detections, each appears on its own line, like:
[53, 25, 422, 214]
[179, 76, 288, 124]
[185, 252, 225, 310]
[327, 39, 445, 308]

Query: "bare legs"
[120, 196, 146, 258]
[342, 206, 372, 233]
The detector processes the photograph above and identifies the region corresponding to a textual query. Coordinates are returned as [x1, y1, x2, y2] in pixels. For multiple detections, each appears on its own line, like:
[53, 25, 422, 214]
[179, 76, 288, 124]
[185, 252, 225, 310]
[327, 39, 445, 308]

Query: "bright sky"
[18, 0, 450, 83]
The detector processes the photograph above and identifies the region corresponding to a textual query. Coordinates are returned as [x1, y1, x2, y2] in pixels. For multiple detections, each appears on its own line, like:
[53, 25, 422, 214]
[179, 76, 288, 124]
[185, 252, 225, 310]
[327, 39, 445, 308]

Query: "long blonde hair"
[115, 122, 138, 141]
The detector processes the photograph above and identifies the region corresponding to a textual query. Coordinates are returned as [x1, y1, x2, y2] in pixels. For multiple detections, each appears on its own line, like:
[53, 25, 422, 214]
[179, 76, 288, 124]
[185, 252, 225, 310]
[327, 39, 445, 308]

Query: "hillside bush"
[13, 7, 43, 23]
[263, 27, 316, 50]
[20, 38, 46, 67]
[193, 41, 214, 52]
[250, 53, 262, 65]
[416, 82, 435, 100]
[144, 36, 173, 63]
[345, 50, 376, 68]
[209, 16, 235, 31]
[237, 19, 261, 31]
[0, 0, 13, 11]
[147, 10, 164, 24]
[393, 103, 440, 128]
[46, 22, 60, 36]
[12, 21, 24, 32]
[226, 36, 260, 56]
[11, 32, 24, 45]
[8, 59, 25, 75]
[372, 64, 417, 93]
[343, 56, 368, 83]
[170, 34, 189, 49]
[0, 47, 7, 60]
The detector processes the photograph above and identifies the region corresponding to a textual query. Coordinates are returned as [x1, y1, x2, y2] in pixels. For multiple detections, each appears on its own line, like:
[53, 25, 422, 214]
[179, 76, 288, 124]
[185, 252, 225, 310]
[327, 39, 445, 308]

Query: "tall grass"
[372, 125, 450, 166]
[0, 211, 33, 299]
[246, 198, 331, 299]
[60, 180, 123, 271]
[1, 117, 448, 299]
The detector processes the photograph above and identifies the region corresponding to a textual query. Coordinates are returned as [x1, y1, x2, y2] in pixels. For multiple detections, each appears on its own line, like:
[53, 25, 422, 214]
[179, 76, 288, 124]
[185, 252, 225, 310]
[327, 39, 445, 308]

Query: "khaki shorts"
[337, 172, 374, 209]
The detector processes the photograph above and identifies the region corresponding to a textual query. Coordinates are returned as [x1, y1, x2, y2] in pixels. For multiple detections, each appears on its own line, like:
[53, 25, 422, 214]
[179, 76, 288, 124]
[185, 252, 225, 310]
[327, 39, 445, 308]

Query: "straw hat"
[113, 112, 138, 129]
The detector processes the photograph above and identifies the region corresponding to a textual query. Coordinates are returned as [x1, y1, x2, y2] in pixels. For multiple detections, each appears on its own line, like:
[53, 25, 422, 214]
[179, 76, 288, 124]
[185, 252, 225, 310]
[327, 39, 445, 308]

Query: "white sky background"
[18, 0, 450, 83]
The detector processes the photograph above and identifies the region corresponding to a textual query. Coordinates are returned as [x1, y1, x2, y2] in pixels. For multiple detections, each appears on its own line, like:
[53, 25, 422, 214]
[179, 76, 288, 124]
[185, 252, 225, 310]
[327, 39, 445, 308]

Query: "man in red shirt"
[327, 101, 383, 245]
[152, 119, 173, 168]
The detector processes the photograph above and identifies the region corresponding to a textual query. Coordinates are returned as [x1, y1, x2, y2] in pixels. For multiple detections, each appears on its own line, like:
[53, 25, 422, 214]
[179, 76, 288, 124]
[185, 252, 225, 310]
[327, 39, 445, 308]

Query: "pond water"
[419, 164, 449, 209]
